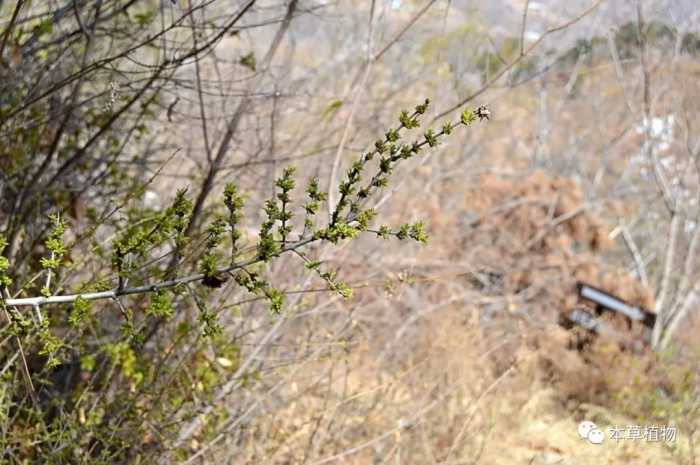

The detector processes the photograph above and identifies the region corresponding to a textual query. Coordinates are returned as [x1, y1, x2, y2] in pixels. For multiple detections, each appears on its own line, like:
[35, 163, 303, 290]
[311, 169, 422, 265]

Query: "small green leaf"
[34, 19, 53, 37]
[322, 99, 343, 119]
[240, 52, 256, 71]
[69, 296, 92, 328]
[146, 290, 174, 319]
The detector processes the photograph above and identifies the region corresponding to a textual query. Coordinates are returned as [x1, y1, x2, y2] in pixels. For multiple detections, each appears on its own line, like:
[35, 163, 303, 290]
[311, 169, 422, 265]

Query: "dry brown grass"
[187, 41, 700, 464]
[203, 166, 696, 464]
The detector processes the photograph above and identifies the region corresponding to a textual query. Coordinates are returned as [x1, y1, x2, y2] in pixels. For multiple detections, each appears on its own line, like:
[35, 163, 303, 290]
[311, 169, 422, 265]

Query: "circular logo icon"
[578, 420, 605, 445]
[588, 428, 605, 444]
[578, 421, 597, 439]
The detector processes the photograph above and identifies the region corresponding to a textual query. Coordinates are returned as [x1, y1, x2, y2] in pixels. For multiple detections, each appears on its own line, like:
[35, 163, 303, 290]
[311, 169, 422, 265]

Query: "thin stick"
[620, 224, 649, 287]
[1, 293, 39, 409]
[519, 0, 531, 57]
[327, 0, 377, 216]
[327, 0, 440, 213]
[4, 238, 314, 309]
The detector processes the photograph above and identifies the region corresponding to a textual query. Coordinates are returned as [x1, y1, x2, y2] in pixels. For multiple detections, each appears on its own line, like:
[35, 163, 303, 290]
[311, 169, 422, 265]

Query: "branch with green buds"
[0, 101, 489, 333]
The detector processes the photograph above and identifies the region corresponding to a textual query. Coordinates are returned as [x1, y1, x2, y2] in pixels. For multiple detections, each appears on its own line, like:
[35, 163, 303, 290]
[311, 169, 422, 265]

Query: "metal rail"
[576, 281, 656, 329]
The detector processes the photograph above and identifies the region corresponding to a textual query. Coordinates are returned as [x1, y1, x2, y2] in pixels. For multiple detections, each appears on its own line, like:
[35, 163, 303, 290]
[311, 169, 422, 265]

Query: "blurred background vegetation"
[1, 0, 699, 464]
